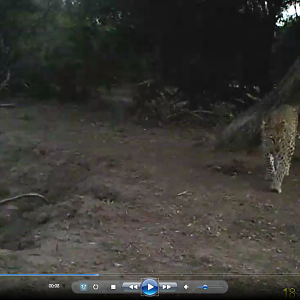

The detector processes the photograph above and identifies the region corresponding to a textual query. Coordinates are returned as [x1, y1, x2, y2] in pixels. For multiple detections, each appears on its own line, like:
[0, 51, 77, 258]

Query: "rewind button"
[159, 282, 178, 293]
[122, 282, 141, 293]
[129, 284, 139, 290]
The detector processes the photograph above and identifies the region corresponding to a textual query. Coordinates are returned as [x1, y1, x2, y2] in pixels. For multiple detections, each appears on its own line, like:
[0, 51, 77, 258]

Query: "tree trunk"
[215, 55, 300, 151]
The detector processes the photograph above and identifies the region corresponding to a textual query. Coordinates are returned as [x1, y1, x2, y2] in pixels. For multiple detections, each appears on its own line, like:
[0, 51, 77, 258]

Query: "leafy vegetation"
[0, 0, 299, 111]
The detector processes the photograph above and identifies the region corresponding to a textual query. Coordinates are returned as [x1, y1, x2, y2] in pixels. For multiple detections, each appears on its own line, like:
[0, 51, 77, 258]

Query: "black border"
[0, 287, 290, 300]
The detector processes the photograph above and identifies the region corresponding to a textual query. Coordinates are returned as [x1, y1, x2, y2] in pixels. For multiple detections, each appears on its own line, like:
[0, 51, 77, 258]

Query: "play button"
[141, 278, 158, 296]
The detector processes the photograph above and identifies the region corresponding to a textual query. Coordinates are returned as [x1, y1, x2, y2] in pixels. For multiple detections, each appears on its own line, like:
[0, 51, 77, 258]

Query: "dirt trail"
[0, 94, 299, 297]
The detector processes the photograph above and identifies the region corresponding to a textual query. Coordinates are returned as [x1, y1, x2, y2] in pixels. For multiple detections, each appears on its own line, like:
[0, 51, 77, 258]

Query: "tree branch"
[0, 70, 10, 92]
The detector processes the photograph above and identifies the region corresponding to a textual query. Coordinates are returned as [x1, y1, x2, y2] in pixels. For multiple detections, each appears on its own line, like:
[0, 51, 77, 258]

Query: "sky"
[276, 3, 299, 26]
[283, 3, 300, 18]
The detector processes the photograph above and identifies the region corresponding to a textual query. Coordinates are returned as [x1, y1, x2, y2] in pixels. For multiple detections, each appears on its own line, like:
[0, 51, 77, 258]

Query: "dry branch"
[0, 193, 49, 206]
[0, 70, 10, 92]
[0, 103, 17, 107]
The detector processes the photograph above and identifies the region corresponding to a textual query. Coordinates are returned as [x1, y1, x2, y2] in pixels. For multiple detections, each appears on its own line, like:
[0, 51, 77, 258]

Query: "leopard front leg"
[264, 152, 275, 181]
[285, 143, 296, 176]
[270, 154, 290, 194]
[285, 156, 291, 176]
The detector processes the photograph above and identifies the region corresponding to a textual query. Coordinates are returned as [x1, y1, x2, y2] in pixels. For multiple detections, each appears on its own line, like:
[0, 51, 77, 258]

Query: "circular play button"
[141, 278, 158, 296]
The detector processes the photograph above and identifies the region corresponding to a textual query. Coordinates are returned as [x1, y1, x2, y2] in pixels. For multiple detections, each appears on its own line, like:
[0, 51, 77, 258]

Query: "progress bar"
[0, 274, 99, 276]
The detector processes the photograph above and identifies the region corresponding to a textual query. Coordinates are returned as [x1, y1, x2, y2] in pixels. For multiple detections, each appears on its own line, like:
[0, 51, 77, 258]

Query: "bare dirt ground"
[0, 89, 299, 297]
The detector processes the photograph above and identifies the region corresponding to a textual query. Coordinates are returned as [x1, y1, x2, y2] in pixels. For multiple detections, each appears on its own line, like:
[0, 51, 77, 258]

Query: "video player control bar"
[72, 280, 228, 295]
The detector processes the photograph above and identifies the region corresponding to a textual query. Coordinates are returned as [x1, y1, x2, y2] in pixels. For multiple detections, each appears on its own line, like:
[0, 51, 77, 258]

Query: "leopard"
[261, 104, 299, 194]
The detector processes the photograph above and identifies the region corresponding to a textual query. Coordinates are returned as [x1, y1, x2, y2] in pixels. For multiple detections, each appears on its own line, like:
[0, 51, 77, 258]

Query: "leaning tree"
[215, 55, 300, 151]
